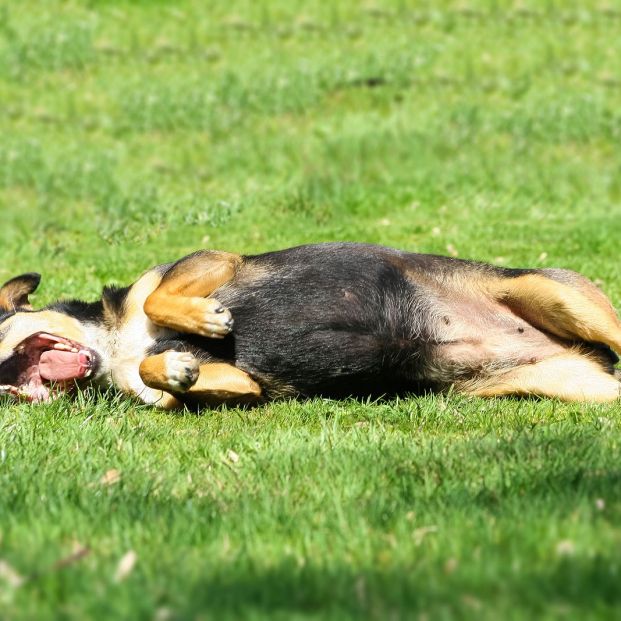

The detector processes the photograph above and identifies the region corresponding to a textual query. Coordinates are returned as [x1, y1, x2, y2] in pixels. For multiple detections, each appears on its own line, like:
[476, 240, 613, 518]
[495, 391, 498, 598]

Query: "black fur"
[151, 243, 537, 399]
[102, 285, 131, 321]
[221, 246, 425, 397]
[47, 299, 105, 323]
[0, 310, 17, 325]
[45, 285, 131, 325]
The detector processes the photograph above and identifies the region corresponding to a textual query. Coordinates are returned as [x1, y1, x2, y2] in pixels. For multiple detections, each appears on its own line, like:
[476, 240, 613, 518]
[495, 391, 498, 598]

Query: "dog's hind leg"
[489, 270, 621, 354]
[185, 362, 262, 402]
[144, 251, 242, 337]
[139, 351, 261, 405]
[461, 351, 620, 402]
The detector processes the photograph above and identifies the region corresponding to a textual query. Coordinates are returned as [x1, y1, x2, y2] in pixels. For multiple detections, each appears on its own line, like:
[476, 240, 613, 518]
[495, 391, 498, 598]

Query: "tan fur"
[0, 311, 89, 359]
[187, 362, 261, 400]
[140, 352, 261, 403]
[144, 251, 241, 336]
[487, 273, 621, 354]
[138, 352, 175, 392]
[139, 351, 198, 393]
[0, 275, 38, 312]
[461, 351, 621, 402]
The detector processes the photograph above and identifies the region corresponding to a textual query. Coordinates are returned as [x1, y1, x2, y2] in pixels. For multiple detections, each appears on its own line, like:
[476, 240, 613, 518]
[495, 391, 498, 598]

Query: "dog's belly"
[221, 292, 567, 397]
[423, 298, 569, 383]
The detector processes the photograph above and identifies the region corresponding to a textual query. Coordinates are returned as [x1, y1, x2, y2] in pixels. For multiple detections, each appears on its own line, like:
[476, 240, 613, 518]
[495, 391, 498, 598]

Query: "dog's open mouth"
[0, 332, 98, 403]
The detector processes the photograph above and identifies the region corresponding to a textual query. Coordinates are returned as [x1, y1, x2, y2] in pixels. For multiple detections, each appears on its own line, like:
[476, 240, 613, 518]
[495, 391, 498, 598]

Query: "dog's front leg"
[139, 351, 261, 405]
[139, 351, 200, 394]
[144, 251, 241, 338]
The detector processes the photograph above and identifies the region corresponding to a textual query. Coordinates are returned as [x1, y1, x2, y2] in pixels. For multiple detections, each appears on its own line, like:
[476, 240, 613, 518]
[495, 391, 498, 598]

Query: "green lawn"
[1, 1, 621, 619]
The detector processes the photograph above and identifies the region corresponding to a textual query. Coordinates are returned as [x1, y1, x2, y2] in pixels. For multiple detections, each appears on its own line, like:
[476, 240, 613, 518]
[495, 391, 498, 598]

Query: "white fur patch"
[106, 270, 174, 402]
[163, 351, 199, 391]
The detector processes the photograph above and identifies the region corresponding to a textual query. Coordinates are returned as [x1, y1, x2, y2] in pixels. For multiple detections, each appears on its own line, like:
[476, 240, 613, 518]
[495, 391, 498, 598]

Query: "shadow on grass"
[171, 554, 621, 619]
[7, 432, 621, 620]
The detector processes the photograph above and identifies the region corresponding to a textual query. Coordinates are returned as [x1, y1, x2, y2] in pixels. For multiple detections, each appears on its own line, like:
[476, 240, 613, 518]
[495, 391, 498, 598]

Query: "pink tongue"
[39, 350, 87, 381]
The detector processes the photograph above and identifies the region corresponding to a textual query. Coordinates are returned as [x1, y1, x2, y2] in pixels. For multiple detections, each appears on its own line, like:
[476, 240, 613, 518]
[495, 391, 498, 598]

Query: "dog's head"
[0, 274, 104, 402]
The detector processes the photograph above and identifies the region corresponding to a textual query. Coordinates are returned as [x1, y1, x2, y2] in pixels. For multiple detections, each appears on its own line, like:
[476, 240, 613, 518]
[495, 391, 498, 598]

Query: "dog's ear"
[0, 273, 41, 312]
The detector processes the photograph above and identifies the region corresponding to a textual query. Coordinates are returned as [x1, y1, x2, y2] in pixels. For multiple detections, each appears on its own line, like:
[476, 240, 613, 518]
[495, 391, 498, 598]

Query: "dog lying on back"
[0, 242, 619, 408]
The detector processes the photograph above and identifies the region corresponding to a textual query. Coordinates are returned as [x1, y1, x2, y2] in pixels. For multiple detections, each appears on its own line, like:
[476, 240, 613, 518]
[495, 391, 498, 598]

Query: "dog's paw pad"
[164, 351, 199, 392]
[195, 298, 234, 338]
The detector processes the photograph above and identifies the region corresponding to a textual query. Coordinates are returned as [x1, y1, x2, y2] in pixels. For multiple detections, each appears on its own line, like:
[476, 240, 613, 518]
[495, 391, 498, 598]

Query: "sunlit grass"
[1, 1, 621, 619]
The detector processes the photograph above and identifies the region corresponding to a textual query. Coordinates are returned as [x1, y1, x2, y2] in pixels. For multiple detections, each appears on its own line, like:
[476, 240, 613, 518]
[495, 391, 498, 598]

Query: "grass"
[1, 0, 621, 618]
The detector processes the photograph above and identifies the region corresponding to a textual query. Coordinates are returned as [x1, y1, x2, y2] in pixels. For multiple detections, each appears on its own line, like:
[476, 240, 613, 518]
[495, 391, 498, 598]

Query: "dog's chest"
[109, 271, 172, 401]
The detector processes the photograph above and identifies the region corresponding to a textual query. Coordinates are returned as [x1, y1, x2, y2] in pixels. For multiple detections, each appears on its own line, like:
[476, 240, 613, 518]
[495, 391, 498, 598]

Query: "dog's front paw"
[163, 351, 200, 392]
[188, 297, 234, 338]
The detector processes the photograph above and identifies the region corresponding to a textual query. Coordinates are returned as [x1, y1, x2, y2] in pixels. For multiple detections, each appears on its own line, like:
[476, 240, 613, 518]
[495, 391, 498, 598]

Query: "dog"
[0, 242, 619, 409]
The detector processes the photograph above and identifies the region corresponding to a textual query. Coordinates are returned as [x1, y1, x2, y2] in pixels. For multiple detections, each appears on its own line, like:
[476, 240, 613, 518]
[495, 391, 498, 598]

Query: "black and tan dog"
[0, 243, 619, 408]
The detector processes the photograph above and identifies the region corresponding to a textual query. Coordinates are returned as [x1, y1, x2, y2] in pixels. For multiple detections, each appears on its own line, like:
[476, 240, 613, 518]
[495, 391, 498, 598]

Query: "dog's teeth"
[84, 369, 92, 378]
[53, 343, 71, 351]
[16, 345, 25, 353]
[71, 348, 79, 353]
